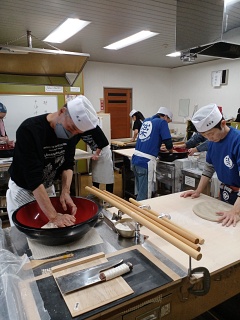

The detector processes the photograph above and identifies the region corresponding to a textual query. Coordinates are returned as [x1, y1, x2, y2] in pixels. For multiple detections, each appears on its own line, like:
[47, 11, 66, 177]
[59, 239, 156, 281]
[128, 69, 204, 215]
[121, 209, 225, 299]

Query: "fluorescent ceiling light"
[166, 51, 181, 57]
[44, 18, 90, 43]
[104, 30, 159, 50]
[224, 0, 238, 6]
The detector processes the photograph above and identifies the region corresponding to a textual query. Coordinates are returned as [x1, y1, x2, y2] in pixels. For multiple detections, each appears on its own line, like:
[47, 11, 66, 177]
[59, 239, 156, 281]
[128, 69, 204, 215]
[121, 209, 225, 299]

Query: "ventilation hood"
[176, 0, 240, 60]
[0, 45, 90, 86]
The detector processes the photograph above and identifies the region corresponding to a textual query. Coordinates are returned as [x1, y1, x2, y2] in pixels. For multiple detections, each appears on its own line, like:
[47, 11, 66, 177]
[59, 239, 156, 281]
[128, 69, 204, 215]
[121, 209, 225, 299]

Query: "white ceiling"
[0, 0, 218, 69]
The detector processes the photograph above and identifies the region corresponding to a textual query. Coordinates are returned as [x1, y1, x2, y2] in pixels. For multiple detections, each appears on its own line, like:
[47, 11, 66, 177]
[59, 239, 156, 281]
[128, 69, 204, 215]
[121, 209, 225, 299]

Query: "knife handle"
[100, 262, 133, 281]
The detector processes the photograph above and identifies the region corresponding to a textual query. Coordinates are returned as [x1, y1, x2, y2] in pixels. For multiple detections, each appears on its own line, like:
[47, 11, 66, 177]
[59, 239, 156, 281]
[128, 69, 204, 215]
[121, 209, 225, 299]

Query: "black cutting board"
[36, 249, 173, 319]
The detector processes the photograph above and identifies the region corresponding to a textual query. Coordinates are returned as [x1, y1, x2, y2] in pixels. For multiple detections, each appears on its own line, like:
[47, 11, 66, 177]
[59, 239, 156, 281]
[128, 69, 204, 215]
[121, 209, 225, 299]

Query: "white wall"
[171, 59, 240, 122]
[83, 62, 172, 118]
[83, 59, 240, 136]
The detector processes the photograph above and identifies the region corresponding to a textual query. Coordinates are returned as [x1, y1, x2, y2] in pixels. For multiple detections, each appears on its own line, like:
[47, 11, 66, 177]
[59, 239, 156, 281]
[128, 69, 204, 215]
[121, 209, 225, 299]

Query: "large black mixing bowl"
[12, 197, 101, 246]
[158, 147, 189, 162]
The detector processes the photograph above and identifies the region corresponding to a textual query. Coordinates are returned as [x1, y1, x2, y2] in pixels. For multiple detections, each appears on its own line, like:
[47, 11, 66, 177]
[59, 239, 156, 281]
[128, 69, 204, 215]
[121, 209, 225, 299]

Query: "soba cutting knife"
[55, 259, 133, 294]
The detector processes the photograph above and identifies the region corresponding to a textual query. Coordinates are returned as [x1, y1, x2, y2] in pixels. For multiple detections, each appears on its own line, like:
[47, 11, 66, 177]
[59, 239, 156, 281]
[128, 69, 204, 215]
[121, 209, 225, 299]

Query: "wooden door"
[104, 88, 132, 139]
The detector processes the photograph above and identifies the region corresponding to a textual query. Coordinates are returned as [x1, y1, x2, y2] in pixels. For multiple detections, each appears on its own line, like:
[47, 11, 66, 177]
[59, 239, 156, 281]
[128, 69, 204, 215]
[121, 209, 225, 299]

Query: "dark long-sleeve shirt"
[77, 125, 109, 151]
[9, 114, 78, 191]
[185, 133, 208, 152]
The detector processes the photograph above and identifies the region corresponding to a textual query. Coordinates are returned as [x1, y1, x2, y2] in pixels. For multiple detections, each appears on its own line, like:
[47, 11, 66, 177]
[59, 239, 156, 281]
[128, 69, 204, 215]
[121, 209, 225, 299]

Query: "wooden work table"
[113, 147, 135, 159]
[140, 193, 240, 273]
[4, 192, 240, 320]
[111, 143, 135, 171]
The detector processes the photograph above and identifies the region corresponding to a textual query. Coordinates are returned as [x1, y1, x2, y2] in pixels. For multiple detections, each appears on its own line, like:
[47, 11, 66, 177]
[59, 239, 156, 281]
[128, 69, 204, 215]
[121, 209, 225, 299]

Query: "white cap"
[157, 107, 173, 120]
[129, 109, 137, 117]
[191, 103, 222, 132]
[67, 95, 98, 132]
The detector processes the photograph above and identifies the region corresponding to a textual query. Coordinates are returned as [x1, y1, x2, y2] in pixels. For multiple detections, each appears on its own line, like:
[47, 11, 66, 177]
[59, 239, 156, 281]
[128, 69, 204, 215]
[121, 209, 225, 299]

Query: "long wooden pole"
[85, 186, 202, 261]
[102, 190, 200, 251]
[129, 198, 205, 245]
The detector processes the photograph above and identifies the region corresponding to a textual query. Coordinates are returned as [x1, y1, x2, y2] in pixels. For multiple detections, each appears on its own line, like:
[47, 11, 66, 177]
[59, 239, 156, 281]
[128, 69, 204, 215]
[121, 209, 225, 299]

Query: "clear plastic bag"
[0, 248, 50, 320]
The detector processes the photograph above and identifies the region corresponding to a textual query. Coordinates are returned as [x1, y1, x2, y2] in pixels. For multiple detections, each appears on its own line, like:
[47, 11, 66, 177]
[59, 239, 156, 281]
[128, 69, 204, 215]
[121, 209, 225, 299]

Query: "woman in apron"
[78, 125, 114, 192]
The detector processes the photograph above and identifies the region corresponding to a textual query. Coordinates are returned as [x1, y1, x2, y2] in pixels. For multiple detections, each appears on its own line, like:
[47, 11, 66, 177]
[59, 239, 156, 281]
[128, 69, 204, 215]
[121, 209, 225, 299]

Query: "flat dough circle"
[192, 201, 233, 222]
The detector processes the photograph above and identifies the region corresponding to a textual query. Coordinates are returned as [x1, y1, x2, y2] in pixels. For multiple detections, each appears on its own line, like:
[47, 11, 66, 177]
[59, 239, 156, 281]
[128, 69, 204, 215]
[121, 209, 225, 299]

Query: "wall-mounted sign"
[70, 87, 81, 92]
[211, 69, 228, 87]
[45, 86, 63, 93]
[178, 99, 190, 117]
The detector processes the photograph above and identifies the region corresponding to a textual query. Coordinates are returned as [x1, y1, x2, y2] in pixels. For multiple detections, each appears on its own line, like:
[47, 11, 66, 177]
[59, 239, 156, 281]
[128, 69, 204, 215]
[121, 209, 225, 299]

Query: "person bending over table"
[132, 106, 173, 201]
[181, 103, 240, 227]
[176, 132, 208, 155]
[6, 95, 98, 227]
[129, 109, 145, 141]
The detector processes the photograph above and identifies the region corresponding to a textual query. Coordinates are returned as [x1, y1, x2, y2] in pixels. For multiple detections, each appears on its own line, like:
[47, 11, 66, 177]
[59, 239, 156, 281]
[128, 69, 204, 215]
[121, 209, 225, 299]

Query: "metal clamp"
[134, 222, 141, 241]
[188, 267, 211, 296]
[158, 213, 171, 220]
[188, 256, 211, 296]
[112, 210, 123, 221]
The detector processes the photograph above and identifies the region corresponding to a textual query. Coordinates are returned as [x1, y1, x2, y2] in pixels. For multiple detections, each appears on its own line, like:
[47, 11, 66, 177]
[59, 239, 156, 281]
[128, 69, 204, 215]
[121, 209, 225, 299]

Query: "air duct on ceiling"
[176, 0, 240, 59]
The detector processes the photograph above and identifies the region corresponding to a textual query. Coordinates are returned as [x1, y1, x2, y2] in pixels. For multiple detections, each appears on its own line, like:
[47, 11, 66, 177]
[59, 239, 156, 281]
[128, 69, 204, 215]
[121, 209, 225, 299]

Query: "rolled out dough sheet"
[192, 200, 233, 222]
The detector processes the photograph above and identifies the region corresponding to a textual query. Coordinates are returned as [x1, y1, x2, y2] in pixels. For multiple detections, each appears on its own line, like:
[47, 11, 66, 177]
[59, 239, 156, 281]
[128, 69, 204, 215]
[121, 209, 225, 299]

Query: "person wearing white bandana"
[6, 95, 98, 227]
[132, 106, 173, 201]
[181, 103, 240, 227]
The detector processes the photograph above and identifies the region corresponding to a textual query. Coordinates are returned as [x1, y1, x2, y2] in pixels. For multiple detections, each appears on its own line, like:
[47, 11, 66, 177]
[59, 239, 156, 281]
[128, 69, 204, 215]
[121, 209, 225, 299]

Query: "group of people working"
[1, 95, 240, 229]
[131, 103, 240, 227]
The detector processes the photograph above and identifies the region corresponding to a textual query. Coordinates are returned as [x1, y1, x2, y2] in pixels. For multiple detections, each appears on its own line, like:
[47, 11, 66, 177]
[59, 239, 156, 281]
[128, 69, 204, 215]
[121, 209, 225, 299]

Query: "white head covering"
[191, 103, 222, 132]
[157, 107, 173, 120]
[67, 95, 98, 132]
[129, 109, 137, 117]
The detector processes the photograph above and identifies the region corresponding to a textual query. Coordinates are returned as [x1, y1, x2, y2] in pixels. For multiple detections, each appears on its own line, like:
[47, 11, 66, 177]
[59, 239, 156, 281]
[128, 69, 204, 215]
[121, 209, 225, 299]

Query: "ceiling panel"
[0, 0, 219, 70]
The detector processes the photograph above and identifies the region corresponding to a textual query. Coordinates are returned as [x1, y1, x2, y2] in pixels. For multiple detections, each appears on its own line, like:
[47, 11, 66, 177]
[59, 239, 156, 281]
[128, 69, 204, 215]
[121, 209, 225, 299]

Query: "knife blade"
[55, 258, 124, 294]
[59, 262, 133, 294]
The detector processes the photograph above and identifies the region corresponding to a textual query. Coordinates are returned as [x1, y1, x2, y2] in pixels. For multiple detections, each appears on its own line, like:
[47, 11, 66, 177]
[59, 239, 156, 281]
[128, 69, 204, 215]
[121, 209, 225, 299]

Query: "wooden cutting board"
[192, 200, 233, 222]
[52, 252, 133, 317]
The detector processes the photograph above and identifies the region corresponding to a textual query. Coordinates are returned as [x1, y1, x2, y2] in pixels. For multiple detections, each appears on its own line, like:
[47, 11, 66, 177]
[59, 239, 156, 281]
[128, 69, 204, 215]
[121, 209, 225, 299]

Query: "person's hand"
[0, 136, 8, 143]
[188, 147, 198, 156]
[60, 192, 77, 216]
[216, 210, 240, 227]
[92, 154, 100, 160]
[160, 145, 167, 152]
[8, 140, 15, 148]
[180, 190, 201, 198]
[51, 212, 76, 227]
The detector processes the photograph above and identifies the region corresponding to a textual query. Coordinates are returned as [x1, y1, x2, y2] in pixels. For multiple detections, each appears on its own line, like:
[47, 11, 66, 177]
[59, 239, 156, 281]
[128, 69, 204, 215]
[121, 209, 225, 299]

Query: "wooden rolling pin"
[102, 190, 200, 251]
[24, 253, 74, 270]
[85, 186, 202, 261]
[129, 198, 205, 245]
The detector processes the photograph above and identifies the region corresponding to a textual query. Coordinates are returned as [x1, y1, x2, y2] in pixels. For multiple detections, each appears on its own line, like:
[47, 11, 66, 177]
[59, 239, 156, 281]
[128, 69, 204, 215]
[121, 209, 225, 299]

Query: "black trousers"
[92, 182, 114, 193]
